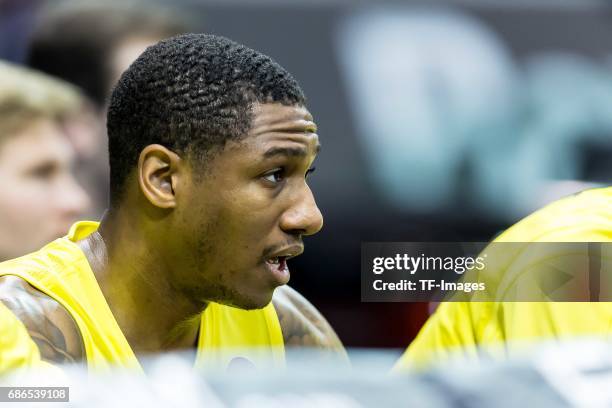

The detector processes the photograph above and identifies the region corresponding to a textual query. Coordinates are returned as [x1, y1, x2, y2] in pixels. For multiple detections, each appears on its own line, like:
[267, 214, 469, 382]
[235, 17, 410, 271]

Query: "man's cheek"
[219, 200, 272, 235]
[234, 182, 278, 210]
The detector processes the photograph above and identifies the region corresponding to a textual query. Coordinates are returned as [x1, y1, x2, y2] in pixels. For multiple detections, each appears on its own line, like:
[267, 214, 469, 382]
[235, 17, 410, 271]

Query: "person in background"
[395, 187, 612, 371]
[0, 61, 90, 261]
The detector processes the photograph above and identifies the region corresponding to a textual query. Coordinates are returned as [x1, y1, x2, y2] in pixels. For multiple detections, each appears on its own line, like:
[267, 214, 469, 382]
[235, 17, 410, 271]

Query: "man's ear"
[137, 144, 182, 209]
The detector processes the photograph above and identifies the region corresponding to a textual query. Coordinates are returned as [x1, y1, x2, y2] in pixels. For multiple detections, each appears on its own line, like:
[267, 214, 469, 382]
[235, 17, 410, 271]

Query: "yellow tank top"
[396, 187, 612, 371]
[0, 221, 284, 373]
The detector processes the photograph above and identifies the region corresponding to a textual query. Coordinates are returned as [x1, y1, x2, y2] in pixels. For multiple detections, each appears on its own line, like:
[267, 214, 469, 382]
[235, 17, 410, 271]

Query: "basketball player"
[395, 187, 612, 370]
[0, 34, 346, 373]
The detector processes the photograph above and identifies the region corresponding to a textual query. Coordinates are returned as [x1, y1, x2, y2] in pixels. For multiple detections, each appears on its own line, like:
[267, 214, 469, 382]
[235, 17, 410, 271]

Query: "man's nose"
[279, 185, 323, 236]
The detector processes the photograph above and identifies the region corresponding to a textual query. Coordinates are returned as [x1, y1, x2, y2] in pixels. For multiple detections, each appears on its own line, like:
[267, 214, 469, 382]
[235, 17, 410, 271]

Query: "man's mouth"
[265, 256, 290, 285]
[266, 256, 287, 266]
[262, 244, 303, 286]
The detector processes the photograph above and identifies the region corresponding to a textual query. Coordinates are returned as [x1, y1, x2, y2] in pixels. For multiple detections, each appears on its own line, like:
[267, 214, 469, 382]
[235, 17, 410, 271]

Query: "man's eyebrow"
[263, 144, 320, 159]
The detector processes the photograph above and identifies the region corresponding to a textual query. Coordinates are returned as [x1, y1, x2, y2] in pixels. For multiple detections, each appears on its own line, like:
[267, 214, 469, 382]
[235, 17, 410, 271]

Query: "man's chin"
[219, 288, 276, 310]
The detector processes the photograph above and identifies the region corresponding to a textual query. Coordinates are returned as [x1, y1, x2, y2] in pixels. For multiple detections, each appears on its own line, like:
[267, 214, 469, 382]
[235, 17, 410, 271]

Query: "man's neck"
[78, 210, 204, 354]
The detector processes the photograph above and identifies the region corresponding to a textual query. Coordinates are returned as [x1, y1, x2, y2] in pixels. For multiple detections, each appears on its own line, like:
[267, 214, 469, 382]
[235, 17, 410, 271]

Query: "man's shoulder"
[0, 238, 77, 273]
[272, 285, 346, 355]
[495, 187, 612, 242]
[0, 275, 84, 364]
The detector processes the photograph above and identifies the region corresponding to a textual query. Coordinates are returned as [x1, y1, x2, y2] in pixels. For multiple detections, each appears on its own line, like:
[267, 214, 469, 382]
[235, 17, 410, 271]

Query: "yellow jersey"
[396, 187, 612, 371]
[0, 221, 285, 373]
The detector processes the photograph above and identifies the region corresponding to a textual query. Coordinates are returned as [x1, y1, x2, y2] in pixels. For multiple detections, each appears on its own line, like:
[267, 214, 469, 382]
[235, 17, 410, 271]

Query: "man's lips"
[264, 244, 304, 263]
[263, 244, 303, 285]
[265, 256, 290, 285]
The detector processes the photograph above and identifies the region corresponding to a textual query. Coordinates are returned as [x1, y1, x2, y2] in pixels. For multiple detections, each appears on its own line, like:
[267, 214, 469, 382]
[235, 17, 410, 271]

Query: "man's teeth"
[267, 257, 280, 265]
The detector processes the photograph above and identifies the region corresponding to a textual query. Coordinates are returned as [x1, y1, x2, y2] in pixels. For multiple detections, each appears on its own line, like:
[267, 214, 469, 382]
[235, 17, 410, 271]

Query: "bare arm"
[273, 285, 349, 365]
[0, 275, 84, 365]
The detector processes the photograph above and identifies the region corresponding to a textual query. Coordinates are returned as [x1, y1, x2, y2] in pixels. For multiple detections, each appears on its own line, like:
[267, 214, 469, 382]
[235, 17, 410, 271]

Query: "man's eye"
[28, 163, 57, 180]
[262, 168, 285, 184]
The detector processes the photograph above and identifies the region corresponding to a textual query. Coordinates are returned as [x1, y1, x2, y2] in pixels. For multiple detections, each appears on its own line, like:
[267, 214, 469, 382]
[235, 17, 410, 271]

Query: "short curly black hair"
[107, 33, 306, 205]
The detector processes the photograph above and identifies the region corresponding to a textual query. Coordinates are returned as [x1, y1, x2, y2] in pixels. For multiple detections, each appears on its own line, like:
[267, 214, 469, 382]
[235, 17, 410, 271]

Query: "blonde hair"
[0, 60, 85, 138]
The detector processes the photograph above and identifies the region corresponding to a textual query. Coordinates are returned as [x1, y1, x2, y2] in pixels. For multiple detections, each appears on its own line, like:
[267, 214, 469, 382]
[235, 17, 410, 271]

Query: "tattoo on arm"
[273, 285, 348, 364]
[0, 276, 84, 364]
